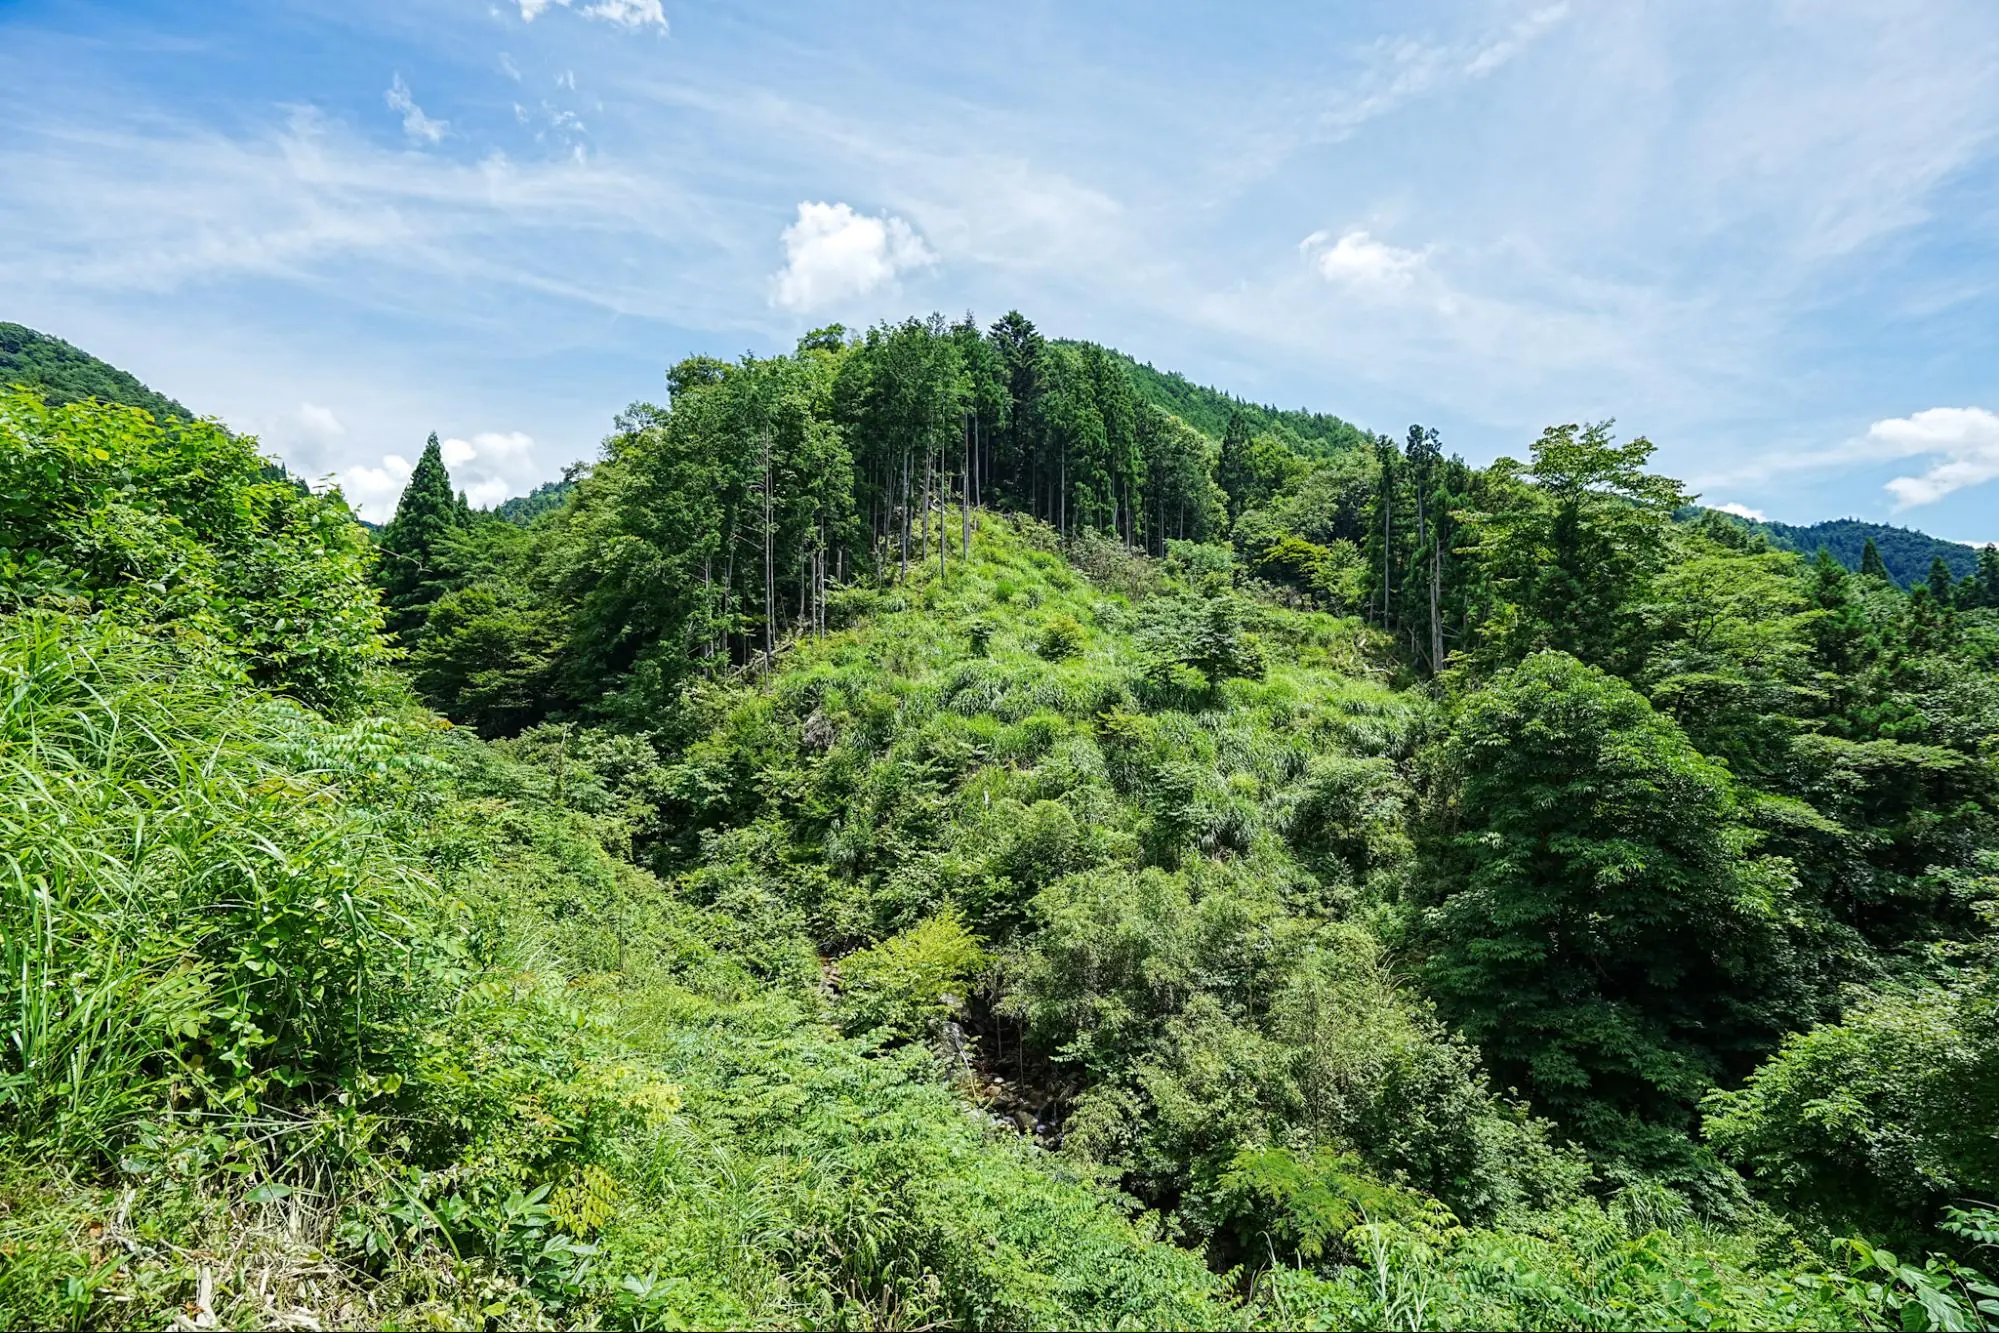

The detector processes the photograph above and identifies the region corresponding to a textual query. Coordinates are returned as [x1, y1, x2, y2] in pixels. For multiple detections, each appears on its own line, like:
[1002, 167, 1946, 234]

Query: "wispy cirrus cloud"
[517, 0, 666, 31]
[384, 74, 446, 143]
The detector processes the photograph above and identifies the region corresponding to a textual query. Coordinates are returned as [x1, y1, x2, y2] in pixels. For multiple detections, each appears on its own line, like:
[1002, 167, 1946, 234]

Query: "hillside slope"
[8, 372, 1998, 1329]
[1071, 342, 1372, 457]
[0, 322, 192, 421]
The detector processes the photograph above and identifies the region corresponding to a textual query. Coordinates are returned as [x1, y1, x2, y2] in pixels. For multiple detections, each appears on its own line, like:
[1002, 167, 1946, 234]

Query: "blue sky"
[4, 1, 1999, 535]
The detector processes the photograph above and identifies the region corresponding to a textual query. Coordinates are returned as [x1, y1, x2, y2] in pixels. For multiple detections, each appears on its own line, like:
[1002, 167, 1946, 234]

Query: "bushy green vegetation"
[5, 317, 1999, 1330]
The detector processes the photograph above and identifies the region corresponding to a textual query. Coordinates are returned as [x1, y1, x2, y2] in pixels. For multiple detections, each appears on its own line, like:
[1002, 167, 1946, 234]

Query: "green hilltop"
[3, 316, 1997, 1330]
[0, 321, 192, 422]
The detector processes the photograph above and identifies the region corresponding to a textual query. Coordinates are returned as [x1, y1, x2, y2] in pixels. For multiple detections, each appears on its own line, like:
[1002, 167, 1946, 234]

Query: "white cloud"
[1301, 228, 1427, 291]
[385, 75, 447, 145]
[580, 0, 667, 28]
[519, 0, 666, 30]
[318, 431, 540, 521]
[1309, 5, 1570, 146]
[499, 53, 522, 81]
[296, 401, 344, 441]
[769, 201, 937, 311]
[1465, 4, 1570, 77]
[334, 452, 413, 522]
[1715, 501, 1767, 521]
[437, 431, 539, 512]
[1872, 407, 1999, 509]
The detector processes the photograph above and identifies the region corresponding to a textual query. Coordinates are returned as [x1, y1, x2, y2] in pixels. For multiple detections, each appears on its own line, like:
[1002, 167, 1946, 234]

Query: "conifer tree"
[1216, 409, 1254, 528]
[377, 432, 465, 643]
[1859, 536, 1890, 581]
[1979, 546, 1999, 608]
[1928, 555, 1956, 607]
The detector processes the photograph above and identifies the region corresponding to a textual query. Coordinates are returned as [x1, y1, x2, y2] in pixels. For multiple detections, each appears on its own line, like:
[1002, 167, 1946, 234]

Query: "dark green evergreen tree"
[1928, 555, 1956, 607]
[1859, 536, 1890, 581]
[1979, 546, 1999, 608]
[376, 432, 466, 644]
[1215, 409, 1254, 528]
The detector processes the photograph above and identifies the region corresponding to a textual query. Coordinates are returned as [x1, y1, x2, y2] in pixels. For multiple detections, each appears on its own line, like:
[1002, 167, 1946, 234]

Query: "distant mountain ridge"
[0, 322, 192, 422]
[1711, 511, 1984, 587]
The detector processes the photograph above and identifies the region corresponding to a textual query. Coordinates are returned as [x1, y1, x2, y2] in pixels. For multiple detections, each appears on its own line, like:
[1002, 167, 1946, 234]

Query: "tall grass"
[0, 611, 427, 1155]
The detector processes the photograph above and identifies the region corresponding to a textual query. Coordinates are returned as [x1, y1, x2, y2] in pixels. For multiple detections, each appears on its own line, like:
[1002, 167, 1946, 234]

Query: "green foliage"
[838, 910, 988, 1040]
[1468, 422, 1687, 672]
[1413, 652, 1799, 1162]
[492, 475, 577, 523]
[1037, 611, 1088, 660]
[1740, 513, 1984, 588]
[0, 387, 382, 710]
[1095, 343, 1369, 459]
[1704, 958, 1999, 1242]
[17, 312, 1999, 1329]
[375, 432, 468, 643]
[1214, 1143, 1447, 1263]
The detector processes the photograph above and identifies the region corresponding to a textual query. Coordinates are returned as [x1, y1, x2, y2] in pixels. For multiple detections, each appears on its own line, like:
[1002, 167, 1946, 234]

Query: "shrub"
[1038, 613, 1087, 660]
[838, 911, 988, 1040]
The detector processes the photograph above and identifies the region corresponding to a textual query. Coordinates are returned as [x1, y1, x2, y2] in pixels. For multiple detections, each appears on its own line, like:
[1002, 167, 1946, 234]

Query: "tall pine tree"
[377, 432, 466, 644]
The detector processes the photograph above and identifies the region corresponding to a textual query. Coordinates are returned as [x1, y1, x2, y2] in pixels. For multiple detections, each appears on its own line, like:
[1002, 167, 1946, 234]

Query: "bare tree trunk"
[721, 514, 736, 663]
[899, 445, 910, 581]
[962, 413, 971, 559]
[920, 442, 934, 574]
[1413, 485, 1428, 670]
[1059, 446, 1067, 538]
[1430, 537, 1444, 671]
[762, 436, 775, 671]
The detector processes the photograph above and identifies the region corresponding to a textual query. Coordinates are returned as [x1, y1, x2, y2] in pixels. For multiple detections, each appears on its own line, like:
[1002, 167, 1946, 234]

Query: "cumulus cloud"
[335, 453, 413, 522]
[1714, 501, 1767, 521]
[1300, 228, 1428, 291]
[518, 0, 666, 29]
[385, 75, 447, 144]
[439, 430, 539, 510]
[1871, 407, 1999, 509]
[296, 402, 345, 442]
[770, 201, 937, 312]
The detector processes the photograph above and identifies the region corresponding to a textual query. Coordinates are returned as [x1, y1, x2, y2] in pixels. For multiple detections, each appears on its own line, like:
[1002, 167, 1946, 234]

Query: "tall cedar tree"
[377, 432, 467, 643]
[1216, 409, 1254, 528]
[1859, 536, 1891, 581]
[1927, 555, 1955, 606]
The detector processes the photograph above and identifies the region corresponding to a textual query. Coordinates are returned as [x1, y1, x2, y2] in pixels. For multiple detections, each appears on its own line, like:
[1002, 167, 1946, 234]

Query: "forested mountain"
[0, 321, 192, 421]
[1756, 515, 1984, 586]
[1081, 340, 1372, 457]
[4, 316, 1998, 1330]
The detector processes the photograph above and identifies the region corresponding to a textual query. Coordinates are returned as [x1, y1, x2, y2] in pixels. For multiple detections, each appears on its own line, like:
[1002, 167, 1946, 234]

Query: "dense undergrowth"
[5, 348, 1999, 1329]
